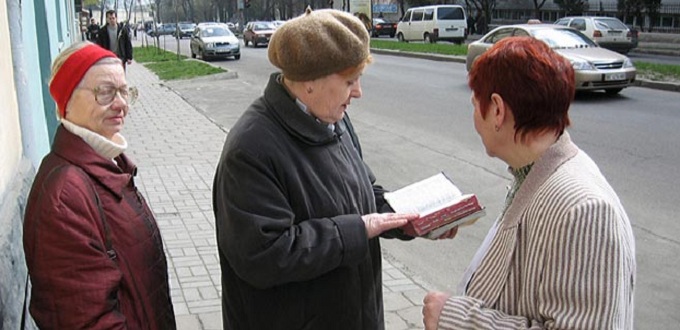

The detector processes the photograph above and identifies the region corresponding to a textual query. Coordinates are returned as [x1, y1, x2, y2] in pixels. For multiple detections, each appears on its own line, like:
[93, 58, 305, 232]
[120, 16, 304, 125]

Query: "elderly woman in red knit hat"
[213, 7, 427, 330]
[23, 41, 176, 329]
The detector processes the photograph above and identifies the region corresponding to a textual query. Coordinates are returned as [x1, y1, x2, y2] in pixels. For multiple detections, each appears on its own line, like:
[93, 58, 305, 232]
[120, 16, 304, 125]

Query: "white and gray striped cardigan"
[439, 132, 636, 329]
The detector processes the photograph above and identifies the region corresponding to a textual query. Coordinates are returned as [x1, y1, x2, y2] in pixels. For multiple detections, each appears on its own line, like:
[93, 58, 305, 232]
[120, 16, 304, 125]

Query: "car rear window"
[254, 23, 275, 30]
[438, 7, 464, 20]
[594, 18, 627, 30]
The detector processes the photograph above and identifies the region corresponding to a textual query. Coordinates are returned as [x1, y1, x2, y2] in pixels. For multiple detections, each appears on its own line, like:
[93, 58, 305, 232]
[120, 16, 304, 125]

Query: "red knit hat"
[49, 44, 118, 118]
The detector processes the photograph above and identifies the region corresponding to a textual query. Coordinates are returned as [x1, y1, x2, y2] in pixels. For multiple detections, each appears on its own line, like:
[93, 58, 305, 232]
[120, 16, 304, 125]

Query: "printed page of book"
[385, 172, 464, 216]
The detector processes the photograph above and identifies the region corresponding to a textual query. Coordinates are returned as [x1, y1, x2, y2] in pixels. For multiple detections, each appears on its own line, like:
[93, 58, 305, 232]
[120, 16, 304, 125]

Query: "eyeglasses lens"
[95, 86, 138, 105]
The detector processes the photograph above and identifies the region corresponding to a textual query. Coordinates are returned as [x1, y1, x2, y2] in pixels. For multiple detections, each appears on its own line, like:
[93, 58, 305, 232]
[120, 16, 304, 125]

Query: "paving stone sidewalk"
[123, 62, 434, 329]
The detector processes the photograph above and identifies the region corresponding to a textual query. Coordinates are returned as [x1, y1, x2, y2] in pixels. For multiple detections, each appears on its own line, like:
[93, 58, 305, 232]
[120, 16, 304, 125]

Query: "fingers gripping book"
[384, 172, 486, 239]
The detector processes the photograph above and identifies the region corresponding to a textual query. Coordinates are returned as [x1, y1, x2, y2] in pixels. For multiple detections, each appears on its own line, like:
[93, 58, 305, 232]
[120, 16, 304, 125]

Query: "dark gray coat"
[213, 73, 389, 330]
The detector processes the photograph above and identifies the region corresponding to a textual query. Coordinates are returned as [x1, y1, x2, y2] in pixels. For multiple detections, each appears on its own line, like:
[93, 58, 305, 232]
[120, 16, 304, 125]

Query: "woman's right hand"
[362, 213, 418, 238]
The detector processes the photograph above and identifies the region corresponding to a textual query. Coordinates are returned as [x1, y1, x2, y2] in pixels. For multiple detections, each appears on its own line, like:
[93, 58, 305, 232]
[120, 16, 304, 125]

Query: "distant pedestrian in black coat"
[96, 10, 133, 70]
[87, 18, 100, 41]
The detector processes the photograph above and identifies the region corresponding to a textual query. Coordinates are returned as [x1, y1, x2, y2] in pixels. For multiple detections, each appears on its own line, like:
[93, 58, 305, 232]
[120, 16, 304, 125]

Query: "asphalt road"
[151, 35, 680, 328]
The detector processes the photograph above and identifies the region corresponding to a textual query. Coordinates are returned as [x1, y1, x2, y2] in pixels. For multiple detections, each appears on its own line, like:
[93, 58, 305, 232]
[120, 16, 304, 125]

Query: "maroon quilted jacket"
[23, 125, 176, 329]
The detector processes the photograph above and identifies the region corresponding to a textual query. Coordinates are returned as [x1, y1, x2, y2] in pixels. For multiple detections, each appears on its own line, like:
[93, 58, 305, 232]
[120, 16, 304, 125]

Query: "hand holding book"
[384, 172, 486, 239]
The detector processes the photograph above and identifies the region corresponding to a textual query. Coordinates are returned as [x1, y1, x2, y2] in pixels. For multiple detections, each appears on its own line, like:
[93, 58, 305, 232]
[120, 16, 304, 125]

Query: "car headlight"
[623, 58, 635, 68]
[570, 59, 596, 71]
[206, 42, 215, 48]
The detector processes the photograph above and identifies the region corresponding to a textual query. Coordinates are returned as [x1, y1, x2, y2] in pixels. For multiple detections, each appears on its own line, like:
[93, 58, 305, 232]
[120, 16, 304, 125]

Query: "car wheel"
[234, 54, 241, 60]
[397, 33, 405, 42]
[605, 88, 623, 95]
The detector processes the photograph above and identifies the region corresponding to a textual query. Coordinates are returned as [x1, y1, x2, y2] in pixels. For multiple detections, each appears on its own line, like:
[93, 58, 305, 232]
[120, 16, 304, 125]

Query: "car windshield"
[180, 23, 194, 30]
[201, 27, 233, 37]
[594, 18, 627, 30]
[373, 18, 386, 24]
[531, 28, 598, 49]
[253, 23, 275, 30]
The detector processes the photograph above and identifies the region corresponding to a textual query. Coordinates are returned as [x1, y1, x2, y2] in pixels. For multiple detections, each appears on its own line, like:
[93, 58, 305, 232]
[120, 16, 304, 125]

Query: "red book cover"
[384, 172, 485, 238]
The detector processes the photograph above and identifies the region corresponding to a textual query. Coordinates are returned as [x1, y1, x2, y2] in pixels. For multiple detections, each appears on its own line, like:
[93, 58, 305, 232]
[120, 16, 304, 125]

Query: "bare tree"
[182, 0, 195, 21]
[464, 0, 496, 34]
[554, 0, 588, 15]
[618, 0, 644, 28]
[644, 0, 662, 31]
[532, 0, 547, 19]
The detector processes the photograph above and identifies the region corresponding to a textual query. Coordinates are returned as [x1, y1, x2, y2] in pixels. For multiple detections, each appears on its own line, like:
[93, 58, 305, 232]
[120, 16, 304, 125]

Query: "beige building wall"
[0, 0, 23, 194]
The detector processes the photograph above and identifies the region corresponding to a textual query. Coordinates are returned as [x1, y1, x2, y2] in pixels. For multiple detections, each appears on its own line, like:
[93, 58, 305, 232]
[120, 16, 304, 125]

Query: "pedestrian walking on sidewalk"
[96, 10, 133, 70]
[23, 42, 176, 330]
[213, 8, 419, 330]
[422, 37, 636, 330]
[87, 18, 100, 41]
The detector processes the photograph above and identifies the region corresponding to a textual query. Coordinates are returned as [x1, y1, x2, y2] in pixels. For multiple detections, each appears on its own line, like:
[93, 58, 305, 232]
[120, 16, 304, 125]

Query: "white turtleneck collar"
[61, 119, 128, 161]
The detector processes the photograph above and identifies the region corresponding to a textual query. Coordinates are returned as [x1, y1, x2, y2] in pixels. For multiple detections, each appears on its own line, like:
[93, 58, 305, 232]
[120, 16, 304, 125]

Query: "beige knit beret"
[268, 8, 370, 81]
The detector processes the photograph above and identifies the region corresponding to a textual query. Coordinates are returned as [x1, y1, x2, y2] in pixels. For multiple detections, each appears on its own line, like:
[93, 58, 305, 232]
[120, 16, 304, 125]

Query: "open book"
[385, 172, 486, 239]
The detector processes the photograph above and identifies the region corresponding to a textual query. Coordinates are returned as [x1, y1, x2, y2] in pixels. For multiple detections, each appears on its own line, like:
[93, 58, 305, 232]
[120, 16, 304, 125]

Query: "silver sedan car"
[466, 24, 636, 94]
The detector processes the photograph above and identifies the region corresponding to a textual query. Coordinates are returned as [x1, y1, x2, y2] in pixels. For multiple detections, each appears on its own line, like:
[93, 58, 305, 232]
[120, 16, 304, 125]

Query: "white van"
[396, 5, 467, 44]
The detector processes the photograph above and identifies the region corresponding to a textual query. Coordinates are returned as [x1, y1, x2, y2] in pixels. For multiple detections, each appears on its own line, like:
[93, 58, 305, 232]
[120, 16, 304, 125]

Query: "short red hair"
[468, 36, 574, 142]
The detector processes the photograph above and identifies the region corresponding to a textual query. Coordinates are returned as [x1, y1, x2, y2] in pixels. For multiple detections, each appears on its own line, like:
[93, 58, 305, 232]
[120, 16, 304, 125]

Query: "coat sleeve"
[120, 25, 133, 60]
[214, 147, 369, 290]
[437, 199, 634, 330]
[24, 167, 126, 329]
[96, 26, 107, 49]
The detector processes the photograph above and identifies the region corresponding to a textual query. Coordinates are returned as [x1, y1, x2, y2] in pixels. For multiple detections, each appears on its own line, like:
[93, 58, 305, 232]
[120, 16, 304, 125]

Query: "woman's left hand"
[362, 213, 418, 238]
[423, 291, 451, 330]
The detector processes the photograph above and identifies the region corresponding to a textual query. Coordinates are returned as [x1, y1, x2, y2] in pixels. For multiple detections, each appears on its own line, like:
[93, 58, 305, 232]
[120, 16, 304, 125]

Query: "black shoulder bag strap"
[74, 167, 117, 260]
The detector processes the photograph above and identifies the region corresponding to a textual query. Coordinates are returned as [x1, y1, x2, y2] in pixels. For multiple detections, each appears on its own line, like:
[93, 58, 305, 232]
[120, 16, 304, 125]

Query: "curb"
[370, 48, 680, 93]
[634, 78, 680, 92]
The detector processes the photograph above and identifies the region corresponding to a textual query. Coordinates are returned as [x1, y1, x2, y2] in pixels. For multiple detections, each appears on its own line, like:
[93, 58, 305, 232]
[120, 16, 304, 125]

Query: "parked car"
[243, 21, 276, 47]
[554, 16, 635, 54]
[466, 24, 636, 94]
[190, 23, 240, 60]
[372, 18, 396, 38]
[396, 5, 467, 44]
[175, 22, 196, 39]
[148, 23, 176, 37]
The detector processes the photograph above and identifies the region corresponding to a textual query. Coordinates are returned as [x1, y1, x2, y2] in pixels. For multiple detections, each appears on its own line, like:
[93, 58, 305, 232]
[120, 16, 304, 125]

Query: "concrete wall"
[1, 0, 80, 327]
[0, 1, 33, 328]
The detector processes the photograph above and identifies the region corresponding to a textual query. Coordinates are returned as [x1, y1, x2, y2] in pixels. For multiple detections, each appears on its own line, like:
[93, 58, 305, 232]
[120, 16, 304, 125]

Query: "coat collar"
[262, 72, 345, 146]
[52, 125, 136, 199]
[466, 131, 579, 305]
[500, 131, 579, 230]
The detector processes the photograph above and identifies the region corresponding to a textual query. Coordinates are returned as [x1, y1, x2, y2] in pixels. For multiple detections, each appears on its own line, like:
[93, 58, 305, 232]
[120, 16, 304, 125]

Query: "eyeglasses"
[79, 85, 138, 106]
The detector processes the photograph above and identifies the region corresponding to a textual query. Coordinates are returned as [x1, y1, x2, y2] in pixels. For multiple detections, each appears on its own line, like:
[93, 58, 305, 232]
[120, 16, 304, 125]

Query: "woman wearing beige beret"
[212, 7, 419, 330]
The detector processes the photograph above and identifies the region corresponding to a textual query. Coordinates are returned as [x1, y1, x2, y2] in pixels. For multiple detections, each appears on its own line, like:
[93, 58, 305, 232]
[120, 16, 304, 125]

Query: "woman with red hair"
[422, 37, 636, 329]
[23, 42, 175, 329]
